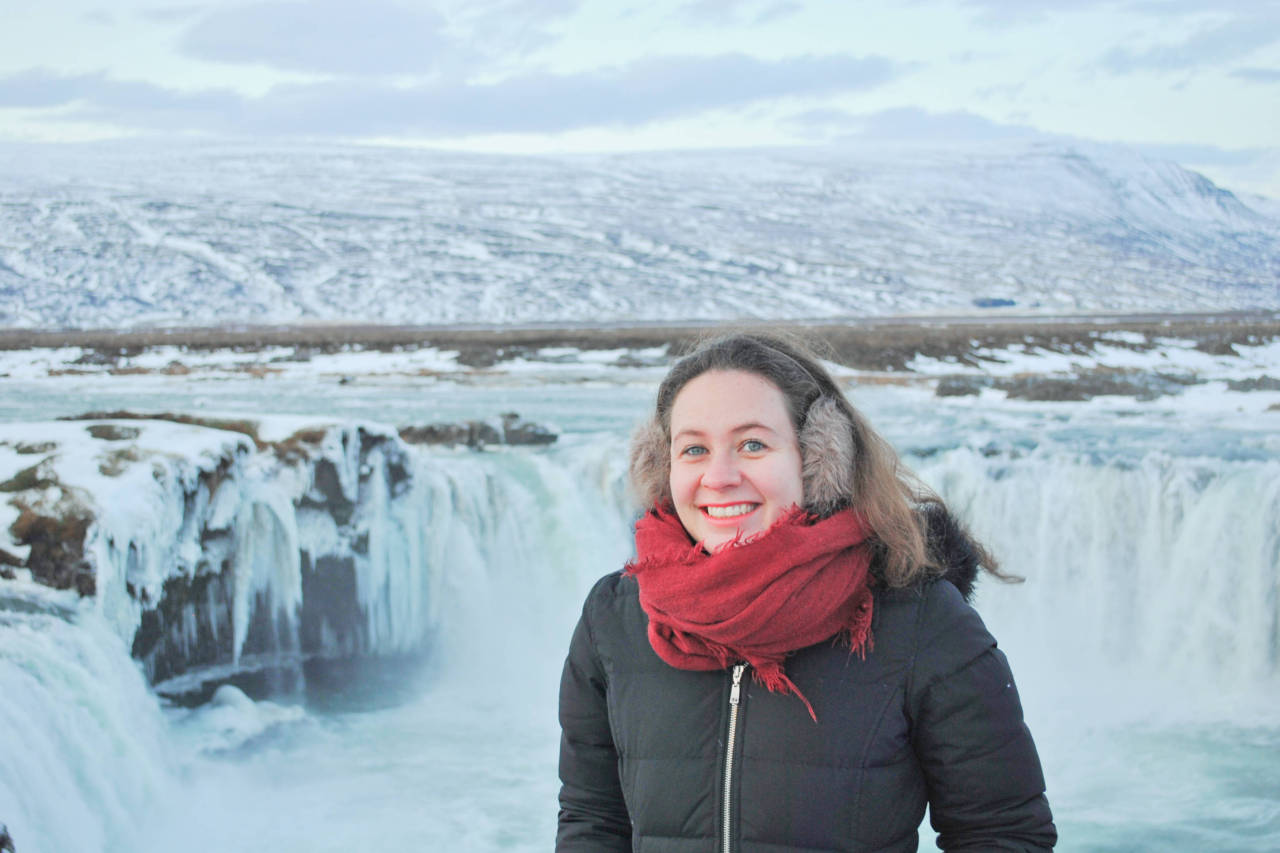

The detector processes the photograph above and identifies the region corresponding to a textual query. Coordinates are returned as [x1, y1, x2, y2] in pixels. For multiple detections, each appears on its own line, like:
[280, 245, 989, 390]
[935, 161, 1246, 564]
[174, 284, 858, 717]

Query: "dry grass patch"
[60, 411, 262, 447]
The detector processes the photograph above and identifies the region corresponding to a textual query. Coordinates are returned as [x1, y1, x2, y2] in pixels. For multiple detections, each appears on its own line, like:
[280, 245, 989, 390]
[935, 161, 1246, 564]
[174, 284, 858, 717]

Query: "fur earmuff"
[628, 416, 670, 509]
[799, 396, 856, 516]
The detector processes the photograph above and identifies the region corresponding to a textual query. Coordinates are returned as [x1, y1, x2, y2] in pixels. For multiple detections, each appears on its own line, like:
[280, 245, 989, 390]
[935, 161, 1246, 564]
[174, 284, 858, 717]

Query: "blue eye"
[741, 439, 766, 453]
[680, 445, 708, 457]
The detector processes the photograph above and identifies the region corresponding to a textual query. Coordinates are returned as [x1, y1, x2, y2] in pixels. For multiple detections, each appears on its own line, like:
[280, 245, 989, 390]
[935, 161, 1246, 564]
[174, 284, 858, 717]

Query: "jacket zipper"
[722, 663, 747, 853]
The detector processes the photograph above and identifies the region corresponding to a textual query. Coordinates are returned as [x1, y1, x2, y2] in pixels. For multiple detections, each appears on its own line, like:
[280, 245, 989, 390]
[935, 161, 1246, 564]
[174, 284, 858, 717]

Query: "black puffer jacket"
[557, 511, 1056, 852]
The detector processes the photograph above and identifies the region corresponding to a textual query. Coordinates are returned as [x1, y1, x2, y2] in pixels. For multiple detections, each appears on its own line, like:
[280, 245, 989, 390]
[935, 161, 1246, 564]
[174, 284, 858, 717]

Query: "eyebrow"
[671, 422, 779, 442]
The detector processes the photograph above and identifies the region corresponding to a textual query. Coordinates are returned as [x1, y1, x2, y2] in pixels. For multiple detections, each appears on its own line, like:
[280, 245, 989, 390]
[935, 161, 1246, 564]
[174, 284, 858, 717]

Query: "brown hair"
[629, 331, 1000, 587]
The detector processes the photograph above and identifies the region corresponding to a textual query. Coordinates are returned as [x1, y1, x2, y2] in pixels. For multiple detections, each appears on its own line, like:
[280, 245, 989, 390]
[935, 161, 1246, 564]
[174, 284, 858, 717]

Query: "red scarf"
[625, 504, 875, 721]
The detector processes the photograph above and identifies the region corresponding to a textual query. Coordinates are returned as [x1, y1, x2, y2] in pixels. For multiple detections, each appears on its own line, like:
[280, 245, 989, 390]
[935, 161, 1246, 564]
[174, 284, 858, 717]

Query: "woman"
[557, 333, 1056, 852]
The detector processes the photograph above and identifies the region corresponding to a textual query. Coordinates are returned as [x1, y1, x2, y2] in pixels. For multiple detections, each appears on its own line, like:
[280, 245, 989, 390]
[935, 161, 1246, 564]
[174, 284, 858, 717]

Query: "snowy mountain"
[1, 140, 1277, 330]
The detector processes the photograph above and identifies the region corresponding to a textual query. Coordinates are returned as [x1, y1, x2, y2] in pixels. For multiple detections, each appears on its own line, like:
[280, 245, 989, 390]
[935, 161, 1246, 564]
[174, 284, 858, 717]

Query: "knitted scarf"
[625, 504, 875, 721]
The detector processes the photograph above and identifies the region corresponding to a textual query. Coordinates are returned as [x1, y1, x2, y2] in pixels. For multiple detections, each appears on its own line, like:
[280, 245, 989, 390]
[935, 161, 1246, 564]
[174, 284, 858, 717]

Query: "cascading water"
[919, 447, 1280, 702]
[0, 590, 174, 853]
[2, 383, 1278, 852]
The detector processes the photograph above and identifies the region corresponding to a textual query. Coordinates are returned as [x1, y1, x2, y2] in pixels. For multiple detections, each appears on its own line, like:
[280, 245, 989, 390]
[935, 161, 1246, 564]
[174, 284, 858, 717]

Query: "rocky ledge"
[0, 412, 557, 700]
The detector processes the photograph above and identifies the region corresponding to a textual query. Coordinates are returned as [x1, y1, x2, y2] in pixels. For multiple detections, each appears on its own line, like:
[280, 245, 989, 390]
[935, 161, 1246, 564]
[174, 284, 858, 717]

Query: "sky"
[1, 0, 1278, 197]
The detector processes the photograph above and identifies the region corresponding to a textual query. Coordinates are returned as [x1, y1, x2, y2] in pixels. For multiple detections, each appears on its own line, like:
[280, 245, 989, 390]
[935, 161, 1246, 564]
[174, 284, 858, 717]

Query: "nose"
[700, 449, 742, 490]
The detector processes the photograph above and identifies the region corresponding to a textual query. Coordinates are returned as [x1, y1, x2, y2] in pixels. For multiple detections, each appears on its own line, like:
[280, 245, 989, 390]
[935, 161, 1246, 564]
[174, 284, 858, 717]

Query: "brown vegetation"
[9, 501, 95, 595]
[2, 311, 1275, 375]
[60, 411, 263, 447]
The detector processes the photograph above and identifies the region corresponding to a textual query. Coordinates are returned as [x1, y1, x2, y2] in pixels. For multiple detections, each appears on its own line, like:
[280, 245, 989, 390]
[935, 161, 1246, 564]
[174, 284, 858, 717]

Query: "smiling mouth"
[702, 502, 759, 519]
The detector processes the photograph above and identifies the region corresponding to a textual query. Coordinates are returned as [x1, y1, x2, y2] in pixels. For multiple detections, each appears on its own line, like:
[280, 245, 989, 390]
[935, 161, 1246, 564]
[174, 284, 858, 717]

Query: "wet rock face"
[299, 552, 365, 656]
[128, 424, 419, 692]
[302, 457, 357, 526]
[132, 565, 236, 684]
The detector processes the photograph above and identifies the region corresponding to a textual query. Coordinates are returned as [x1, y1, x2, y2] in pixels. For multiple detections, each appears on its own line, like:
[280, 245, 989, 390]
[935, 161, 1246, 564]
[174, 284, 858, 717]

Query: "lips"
[701, 502, 759, 520]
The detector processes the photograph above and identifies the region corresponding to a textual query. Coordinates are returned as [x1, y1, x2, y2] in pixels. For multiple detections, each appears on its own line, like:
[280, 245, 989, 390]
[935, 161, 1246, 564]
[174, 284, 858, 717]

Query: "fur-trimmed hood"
[919, 502, 982, 602]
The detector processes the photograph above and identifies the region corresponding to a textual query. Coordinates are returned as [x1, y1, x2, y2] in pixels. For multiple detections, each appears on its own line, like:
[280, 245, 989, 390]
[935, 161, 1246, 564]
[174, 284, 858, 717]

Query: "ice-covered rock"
[0, 415, 521, 693]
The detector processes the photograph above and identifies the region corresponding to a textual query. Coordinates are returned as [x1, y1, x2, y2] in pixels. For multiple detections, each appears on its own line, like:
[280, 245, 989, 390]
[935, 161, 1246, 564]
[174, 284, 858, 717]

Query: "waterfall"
[918, 447, 1280, 718]
[2, 414, 1277, 851]
[0, 589, 173, 853]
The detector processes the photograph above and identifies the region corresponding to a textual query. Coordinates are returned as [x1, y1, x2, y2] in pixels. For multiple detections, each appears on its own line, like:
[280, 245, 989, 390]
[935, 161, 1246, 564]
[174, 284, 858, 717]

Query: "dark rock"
[499, 412, 557, 445]
[240, 588, 299, 661]
[9, 503, 95, 595]
[1195, 336, 1239, 356]
[299, 552, 366, 657]
[1227, 375, 1280, 392]
[14, 441, 57, 455]
[399, 422, 500, 448]
[996, 376, 1093, 402]
[995, 371, 1198, 402]
[398, 413, 557, 449]
[301, 457, 356, 526]
[454, 345, 500, 368]
[132, 565, 236, 684]
[1, 822, 14, 853]
[0, 464, 58, 493]
[71, 349, 120, 367]
[614, 351, 668, 367]
[935, 376, 989, 397]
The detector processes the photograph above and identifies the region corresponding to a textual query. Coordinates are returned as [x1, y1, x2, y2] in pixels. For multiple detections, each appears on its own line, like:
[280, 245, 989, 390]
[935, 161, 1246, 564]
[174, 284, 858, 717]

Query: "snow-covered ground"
[1, 140, 1276, 330]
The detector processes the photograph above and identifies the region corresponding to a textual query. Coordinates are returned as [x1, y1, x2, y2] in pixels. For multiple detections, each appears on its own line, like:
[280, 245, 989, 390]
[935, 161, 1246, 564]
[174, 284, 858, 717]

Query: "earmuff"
[628, 416, 669, 510]
[798, 395, 856, 517]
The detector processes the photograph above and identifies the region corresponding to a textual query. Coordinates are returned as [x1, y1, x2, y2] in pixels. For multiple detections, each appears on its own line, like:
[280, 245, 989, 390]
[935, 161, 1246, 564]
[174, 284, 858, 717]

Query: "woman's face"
[668, 369, 804, 551]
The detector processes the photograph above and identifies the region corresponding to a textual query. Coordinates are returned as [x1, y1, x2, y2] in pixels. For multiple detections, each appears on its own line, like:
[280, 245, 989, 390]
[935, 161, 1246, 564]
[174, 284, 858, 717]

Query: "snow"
[0, 140, 1276, 331]
[906, 336, 1280, 380]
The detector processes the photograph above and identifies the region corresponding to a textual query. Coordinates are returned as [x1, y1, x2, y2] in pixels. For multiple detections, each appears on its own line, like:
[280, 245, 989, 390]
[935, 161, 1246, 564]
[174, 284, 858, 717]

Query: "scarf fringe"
[629, 505, 877, 724]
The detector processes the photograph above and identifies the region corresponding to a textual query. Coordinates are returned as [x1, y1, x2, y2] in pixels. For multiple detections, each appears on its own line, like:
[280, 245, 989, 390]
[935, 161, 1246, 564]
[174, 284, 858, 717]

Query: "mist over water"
[2, 380, 1278, 852]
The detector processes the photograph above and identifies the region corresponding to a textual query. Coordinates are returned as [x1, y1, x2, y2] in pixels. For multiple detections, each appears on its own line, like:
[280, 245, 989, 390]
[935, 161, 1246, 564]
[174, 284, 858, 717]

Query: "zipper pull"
[729, 663, 746, 706]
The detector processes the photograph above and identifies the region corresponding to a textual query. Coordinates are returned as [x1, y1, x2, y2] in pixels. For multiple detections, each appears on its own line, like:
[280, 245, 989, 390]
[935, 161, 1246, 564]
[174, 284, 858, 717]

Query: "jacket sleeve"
[908, 581, 1057, 851]
[557, 588, 631, 851]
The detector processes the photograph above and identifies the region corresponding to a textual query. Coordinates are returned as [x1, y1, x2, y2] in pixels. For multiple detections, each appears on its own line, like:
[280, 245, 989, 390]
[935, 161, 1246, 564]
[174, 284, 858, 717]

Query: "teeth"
[704, 503, 756, 519]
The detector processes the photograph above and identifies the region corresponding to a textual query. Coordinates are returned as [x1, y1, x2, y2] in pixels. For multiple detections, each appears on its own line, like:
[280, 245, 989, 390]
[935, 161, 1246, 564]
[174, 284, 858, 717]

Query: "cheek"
[667, 464, 694, 501]
[764, 456, 805, 508]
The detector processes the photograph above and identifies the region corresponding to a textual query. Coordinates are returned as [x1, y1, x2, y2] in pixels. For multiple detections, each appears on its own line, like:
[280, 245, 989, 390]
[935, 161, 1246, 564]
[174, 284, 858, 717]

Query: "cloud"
[790, 106, 1045, 142]
[0, 69, 242, 116]
[251, 52, 902, 135]
[443, 0, 583, 60]
[678, 0, 802, 26]
[954, 0, 1274, 32]
[0, 52, 903, 137]
[176, 0, 583, 76]
[1230, 67, 1280, 83]
[180, 0, 455, 75]
[754, 2, 803, 25]
[950, 0, 1111, 28]
[1102, 13, 1280, 73]
[139, 5, 209, 24]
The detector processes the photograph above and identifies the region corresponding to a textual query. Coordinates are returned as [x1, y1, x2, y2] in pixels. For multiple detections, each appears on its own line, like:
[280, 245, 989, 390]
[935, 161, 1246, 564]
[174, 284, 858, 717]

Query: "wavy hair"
[629, 331, 1001, 587]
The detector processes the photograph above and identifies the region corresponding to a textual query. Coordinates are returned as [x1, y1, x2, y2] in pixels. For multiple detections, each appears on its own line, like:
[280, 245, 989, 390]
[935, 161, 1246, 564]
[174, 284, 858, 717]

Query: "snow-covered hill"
[1, 140, 1276, 330]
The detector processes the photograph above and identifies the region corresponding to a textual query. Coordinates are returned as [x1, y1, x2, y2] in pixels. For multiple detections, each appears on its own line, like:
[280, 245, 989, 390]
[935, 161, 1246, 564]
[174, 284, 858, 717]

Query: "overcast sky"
[2, 0, 1278, 196]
